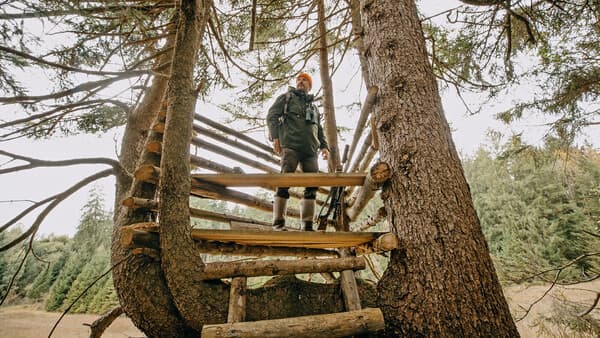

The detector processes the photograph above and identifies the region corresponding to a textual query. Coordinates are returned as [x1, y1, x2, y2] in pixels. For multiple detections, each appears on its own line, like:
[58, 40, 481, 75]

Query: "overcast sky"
[1, 1, 598, 237]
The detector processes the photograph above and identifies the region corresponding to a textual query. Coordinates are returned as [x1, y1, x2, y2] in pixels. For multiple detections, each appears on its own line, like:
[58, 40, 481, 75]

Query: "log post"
[355, 206, 387, 232]
[227, 277, 247, 323]
[201, 308, 385, 338]
[192, 137, 278, 173]
[191, 179, 301, 218]
[344, 86, 379, 172]
[194, 113, 273, 154]
[193, 124, 279, 166]
[346, 161, 391, 221]
[201, 257, 365, 280]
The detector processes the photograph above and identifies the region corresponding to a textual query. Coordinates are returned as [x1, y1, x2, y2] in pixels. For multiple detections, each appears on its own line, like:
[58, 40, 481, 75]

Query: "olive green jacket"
[266, 87, 329, 156]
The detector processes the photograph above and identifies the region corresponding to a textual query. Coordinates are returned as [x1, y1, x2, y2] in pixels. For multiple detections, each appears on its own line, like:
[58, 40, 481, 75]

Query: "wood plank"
[201, 308, 385, 338]
[201, 257, 365, 280]
[126, 223, 384, 249]
[192, 173, 366, 188]
[189, 229, 382, 249]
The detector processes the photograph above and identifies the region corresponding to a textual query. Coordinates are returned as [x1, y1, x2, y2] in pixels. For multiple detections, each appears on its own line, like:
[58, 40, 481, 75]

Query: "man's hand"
[273, 139, 281, 155]
[320, 148, 329, 160]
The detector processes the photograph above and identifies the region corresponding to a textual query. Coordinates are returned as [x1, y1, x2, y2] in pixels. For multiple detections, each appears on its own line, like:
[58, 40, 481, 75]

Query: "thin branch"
[0, 4, 177, 20]
[85, 306, 124, 338]
[0, 169, 114, 252]
[0, 150, 121, 175]
[578, 292, 600, 317]
[0, 45, 152, 76]
[0, 72, 149, 105]
[0, 99, 128, 130]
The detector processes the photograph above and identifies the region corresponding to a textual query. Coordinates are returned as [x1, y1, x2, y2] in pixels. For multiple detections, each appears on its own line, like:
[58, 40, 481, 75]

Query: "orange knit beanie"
[297, 72, 313, 89]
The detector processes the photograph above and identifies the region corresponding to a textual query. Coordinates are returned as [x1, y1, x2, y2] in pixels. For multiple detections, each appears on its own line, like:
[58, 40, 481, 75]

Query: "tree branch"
[0, 150, 121, 175]
[0, 45, 152, 76]
[0, 72, 150, 105]
[0, 169, 114, 252]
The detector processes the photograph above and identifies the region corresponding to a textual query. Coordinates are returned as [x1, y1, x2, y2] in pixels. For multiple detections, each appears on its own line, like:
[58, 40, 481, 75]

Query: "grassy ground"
[1, 280, 597, 337]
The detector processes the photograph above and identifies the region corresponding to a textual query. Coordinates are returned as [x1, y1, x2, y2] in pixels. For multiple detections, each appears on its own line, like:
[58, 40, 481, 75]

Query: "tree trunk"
[158, 0, 211, 332]
[359, 0, 519, 336]
[111, 18, 195, 336]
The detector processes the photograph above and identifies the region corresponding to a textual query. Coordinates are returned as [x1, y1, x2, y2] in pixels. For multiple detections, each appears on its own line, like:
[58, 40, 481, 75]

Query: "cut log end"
[369, 162, 391, 183]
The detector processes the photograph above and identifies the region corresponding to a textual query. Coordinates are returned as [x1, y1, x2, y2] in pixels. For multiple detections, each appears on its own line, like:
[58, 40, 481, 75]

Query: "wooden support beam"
[192, 209, 271, 227]
[121, 198, 272, 226]
[346, 162, 391, 221]
[228, 277, 247, 323]
[191, 179, 301, 218]
[344, 86, 379, 172]
[355, 206, 387, 232]
[192, 173, 366, 189]
[192, 137, 278, 173]
[201, 307, 385, 338]
[194, 113, 273, 154]
[347, 132, 372, 173]
[198, 241, 339, 258]
[201, 257, 365, 280]
[191, 154, 239, 173]
[193, 124, 279, 166]
[339, 249, 362, 312]
[122, 227, 338, 257]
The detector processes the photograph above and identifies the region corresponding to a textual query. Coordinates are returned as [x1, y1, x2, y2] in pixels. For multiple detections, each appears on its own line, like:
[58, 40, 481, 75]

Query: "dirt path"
[0, 305, 144, 338]
[1, 280, 598, 337]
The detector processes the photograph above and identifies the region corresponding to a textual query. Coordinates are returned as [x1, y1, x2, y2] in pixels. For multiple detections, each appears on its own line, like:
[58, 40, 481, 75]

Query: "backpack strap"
[282, 91, 292, 118]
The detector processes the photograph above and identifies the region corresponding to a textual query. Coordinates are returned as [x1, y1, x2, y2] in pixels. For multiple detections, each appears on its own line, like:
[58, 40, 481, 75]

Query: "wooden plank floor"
[192, 173, 366, 188]
[136, 224, 383, 248]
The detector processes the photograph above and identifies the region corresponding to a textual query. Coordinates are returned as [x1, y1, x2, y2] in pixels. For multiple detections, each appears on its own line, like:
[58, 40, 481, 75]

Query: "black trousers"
[276, 148, 318, 199]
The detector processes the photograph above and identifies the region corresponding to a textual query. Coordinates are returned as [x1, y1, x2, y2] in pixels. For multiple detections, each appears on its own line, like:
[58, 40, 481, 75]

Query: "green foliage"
[463, 137, 600, 282]
[2, 190, 117, 313]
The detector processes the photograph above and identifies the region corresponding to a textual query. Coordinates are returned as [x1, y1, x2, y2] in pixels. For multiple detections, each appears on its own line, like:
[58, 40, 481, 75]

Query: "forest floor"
[0, 280, 597, 338]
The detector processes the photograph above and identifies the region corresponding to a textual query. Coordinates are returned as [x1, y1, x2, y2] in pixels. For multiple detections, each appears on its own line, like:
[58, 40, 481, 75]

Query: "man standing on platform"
[267, 72, 330, 231]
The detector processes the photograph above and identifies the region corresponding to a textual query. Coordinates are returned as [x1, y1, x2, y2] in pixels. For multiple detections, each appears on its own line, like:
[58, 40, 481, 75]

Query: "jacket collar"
[288, 86, 314, 102]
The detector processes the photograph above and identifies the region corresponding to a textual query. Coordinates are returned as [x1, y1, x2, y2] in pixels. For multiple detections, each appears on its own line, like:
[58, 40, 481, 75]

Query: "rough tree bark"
[359, 1, 519, 336]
